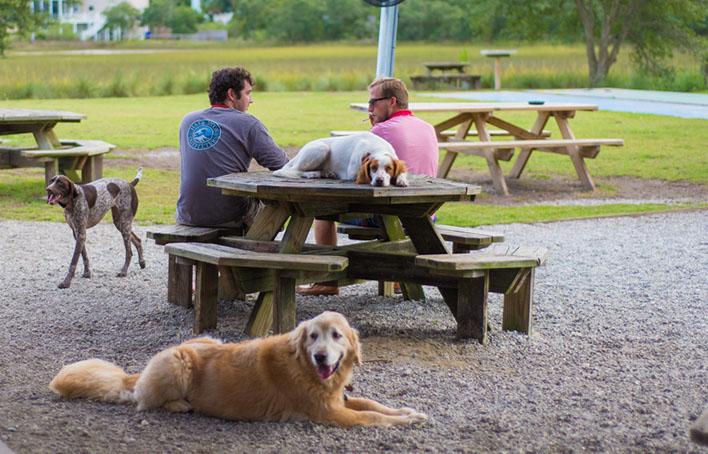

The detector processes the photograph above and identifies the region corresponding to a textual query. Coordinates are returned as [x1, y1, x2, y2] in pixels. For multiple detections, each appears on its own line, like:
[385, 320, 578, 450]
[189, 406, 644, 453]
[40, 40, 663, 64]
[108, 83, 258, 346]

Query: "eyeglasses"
[367, 96, 390, 106]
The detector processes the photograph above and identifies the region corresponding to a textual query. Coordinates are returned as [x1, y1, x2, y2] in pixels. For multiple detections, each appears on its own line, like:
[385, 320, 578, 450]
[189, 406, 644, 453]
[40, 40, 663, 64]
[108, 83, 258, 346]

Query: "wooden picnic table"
[207, 172, 480, 337]
[0, 108, 114, 185]
[423, 61, 470, 75]
[350, 102, 624, 194]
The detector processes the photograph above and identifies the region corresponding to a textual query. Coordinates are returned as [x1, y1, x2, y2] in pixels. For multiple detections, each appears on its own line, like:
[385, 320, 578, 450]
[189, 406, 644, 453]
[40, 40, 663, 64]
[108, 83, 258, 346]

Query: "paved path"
[421, 88, 708, 119]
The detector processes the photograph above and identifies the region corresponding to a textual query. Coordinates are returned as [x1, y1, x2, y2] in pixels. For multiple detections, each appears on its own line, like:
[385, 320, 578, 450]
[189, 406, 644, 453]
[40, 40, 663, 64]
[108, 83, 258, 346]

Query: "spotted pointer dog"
[46, 169, 145, 288]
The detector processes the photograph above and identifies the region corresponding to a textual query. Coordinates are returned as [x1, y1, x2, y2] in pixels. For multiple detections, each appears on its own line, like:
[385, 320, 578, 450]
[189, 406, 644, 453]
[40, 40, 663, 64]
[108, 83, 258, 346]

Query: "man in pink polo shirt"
[298, 77, 439, 296]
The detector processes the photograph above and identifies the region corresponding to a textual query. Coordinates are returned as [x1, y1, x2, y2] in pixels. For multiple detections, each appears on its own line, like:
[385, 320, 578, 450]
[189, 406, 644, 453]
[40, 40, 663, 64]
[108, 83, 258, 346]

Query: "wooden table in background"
[351, 102, 619, 194]
[0, 108, 114, 184]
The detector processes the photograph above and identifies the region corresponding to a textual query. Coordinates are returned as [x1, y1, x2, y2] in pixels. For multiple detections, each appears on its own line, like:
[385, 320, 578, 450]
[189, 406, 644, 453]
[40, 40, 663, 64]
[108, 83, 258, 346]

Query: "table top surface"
[208, 172, 480, 203]
[423, 61, 470, 69]
[351, 101, 598, 113]
[0, 108, 85, 124]
[481, 49, 517, 57]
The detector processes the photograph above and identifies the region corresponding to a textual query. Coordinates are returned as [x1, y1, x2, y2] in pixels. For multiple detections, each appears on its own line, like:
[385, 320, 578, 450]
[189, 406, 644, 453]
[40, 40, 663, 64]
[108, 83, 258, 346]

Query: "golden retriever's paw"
[401, 409, 428, 424]
[163, 399, 192, 413]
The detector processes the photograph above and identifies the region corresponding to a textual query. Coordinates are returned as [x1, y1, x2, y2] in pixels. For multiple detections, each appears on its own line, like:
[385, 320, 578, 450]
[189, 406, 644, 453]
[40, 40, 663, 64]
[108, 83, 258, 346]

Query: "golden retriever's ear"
[355, 158, 372, 185]
[290, 320, 309, 359]
[348, 327, 362, 366]
[390, 159, 407, 185]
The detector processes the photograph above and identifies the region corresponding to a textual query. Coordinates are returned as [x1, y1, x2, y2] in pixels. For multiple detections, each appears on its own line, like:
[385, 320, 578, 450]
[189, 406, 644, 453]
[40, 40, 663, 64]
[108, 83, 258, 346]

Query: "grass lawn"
[2, 42, 704, 98]
[0, 92, 705, 226]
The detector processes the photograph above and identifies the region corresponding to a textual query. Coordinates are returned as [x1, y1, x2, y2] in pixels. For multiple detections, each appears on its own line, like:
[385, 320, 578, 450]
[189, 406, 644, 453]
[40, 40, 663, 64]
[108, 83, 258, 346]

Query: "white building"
[33, 0, 149, 41]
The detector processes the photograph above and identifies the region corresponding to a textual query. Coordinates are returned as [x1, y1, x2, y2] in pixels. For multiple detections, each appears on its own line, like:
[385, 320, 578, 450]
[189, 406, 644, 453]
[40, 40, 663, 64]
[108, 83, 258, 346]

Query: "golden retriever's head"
[355, 154, 408, 187]
[291, 311, 361, 381]
[46, 175, 78, 207]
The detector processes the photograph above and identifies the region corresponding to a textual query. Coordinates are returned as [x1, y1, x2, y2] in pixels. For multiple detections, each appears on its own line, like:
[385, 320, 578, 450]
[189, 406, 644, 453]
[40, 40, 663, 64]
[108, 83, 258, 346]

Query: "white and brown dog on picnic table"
[45, 168, 145, 289]
[273, 132, 409, 187]
[50, 311, 427, 427]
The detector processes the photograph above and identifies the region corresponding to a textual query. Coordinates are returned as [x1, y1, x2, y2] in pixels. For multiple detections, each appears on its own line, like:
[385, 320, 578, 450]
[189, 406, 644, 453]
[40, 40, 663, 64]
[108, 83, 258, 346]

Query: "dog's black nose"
[314, 353, 327, 365]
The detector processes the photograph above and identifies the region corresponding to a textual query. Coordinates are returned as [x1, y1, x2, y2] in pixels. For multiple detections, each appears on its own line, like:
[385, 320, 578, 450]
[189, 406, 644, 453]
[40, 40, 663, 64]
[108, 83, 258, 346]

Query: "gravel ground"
[0, 211, 706, 453]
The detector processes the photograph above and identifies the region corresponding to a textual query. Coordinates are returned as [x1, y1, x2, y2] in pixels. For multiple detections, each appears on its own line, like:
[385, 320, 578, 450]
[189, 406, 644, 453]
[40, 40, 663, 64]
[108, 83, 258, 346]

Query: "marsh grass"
[1, 43, 704, 100]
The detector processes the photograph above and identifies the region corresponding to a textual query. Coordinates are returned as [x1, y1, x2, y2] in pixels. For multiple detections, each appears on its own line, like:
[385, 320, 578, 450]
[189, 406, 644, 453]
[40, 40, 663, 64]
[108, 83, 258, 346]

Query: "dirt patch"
[111, 148, 707, 205]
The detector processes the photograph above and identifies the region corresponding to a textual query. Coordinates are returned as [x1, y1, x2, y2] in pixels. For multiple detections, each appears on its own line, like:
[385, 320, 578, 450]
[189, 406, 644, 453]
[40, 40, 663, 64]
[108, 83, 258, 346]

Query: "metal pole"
[375, 5, 399, 78]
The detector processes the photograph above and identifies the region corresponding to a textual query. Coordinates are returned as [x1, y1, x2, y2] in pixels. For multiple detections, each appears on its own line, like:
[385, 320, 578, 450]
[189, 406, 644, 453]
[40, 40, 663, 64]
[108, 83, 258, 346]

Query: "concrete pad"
[421, 88, 708, 119]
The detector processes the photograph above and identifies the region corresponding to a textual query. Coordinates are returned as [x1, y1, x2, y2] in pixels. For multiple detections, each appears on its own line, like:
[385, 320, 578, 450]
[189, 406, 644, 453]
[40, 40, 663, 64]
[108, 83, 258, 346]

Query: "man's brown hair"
[208, 67, 254, 105]
[368, 77, 409, 109]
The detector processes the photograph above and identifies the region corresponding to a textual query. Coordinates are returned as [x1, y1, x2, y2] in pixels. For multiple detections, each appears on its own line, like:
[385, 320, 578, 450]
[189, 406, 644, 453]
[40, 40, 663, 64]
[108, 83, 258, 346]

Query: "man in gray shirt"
[176, 67, 288, 227]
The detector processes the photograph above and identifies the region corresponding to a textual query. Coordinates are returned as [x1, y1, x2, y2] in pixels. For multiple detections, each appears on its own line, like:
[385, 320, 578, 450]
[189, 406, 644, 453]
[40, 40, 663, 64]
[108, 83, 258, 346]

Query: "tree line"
[1, 0, 706, 86]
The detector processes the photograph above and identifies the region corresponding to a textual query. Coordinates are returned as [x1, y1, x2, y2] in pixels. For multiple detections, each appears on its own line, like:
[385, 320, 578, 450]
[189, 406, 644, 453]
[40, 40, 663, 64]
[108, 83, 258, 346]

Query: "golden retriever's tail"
[49, 358, 138, 404]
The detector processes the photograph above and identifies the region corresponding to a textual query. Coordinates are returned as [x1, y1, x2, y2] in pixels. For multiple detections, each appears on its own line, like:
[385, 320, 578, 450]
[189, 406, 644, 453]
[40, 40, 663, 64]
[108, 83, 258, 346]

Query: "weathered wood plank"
[416, 245, 549, 272]
[168, 255, 193, 308]
[439, 138, 624, 152]
[457, 275, 489, 343]
[273, 271, 296, 334]
[147, 225, 242, 245]
[502, 268, 534, 334]
[193, 262, 218, 334]
[165, 242, 348, 272]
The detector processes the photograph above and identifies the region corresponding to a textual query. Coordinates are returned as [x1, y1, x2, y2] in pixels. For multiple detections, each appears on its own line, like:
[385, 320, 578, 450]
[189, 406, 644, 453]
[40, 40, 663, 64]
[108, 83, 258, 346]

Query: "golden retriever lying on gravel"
[50, 312, 427, 427]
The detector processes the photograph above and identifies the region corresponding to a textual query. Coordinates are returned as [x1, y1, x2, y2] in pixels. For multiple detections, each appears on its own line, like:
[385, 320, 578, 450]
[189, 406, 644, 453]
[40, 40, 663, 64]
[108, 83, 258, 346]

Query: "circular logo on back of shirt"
[187, 119, 221, 150]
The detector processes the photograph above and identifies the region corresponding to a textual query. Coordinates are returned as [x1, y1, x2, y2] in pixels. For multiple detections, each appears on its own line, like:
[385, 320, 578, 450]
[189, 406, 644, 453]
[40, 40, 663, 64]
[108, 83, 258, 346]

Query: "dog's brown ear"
[355, 158, 372, 185]
[71, 182, 79, 199]
[347, 326, 362, 366]
[290, 319, 309, 359]
[390, 159, 407, 186]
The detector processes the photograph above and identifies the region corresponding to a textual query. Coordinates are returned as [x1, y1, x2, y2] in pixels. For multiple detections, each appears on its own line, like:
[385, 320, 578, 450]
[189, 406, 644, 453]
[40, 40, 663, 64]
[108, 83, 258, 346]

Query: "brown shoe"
[296, 283, 339, 296]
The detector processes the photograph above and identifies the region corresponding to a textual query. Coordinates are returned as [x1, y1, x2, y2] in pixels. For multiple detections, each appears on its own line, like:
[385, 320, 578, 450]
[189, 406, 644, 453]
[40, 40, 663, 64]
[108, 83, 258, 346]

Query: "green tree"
[141, 0, 173, 29]
[201, 0, 232, 17]
[480, 0, 706, 86]
[168, 5, 203, 34]
[102, 2, 141, 39]
[142, 0, 202, 34]
[0, 0, 42, 56]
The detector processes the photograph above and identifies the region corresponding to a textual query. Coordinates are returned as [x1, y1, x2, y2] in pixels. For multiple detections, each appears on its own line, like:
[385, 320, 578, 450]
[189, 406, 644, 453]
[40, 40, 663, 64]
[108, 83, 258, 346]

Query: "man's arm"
[247, 121, 289, 170]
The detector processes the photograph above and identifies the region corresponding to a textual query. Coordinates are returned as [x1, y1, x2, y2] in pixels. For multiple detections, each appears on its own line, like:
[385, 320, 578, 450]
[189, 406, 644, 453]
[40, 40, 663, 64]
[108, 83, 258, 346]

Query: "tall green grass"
[1, 42, 704, 100]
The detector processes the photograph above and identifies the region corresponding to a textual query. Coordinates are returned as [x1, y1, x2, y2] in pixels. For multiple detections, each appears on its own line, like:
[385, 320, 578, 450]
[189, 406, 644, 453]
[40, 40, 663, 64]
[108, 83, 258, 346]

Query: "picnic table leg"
[44, 159, 59, 187]
[81, 156, 97, 183]
[509, 111, 551, 179]
[193, 262, 218, 334]
[398, 214, 463, 316]
[169, 255, 193, 308]
[33, 126, 61, 150]
[456, 273, 489, 343]
[436, 117, 473, 179]
[502, 268, 534, 334]
[473, 113, 509, 195]
[245, 212, 313, 337]
[555, 112, 595, 190]
[381, 215, 425, 301]
[273, 271, 297, 334]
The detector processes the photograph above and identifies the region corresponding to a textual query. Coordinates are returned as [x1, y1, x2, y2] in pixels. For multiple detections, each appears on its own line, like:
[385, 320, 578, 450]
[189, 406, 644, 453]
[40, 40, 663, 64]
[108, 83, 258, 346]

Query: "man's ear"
[355, 158, 372, 184]
[390, 159, 407, 185]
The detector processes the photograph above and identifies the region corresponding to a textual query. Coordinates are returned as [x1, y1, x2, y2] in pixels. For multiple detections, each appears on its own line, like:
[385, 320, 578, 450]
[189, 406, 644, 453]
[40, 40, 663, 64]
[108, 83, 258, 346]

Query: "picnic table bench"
[164, 242, 348, 334]
[410, 61, 481, 90]
[416, 244, 548, 342]
[0, 109, 114, 185]
[146, 224, 245, 307]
